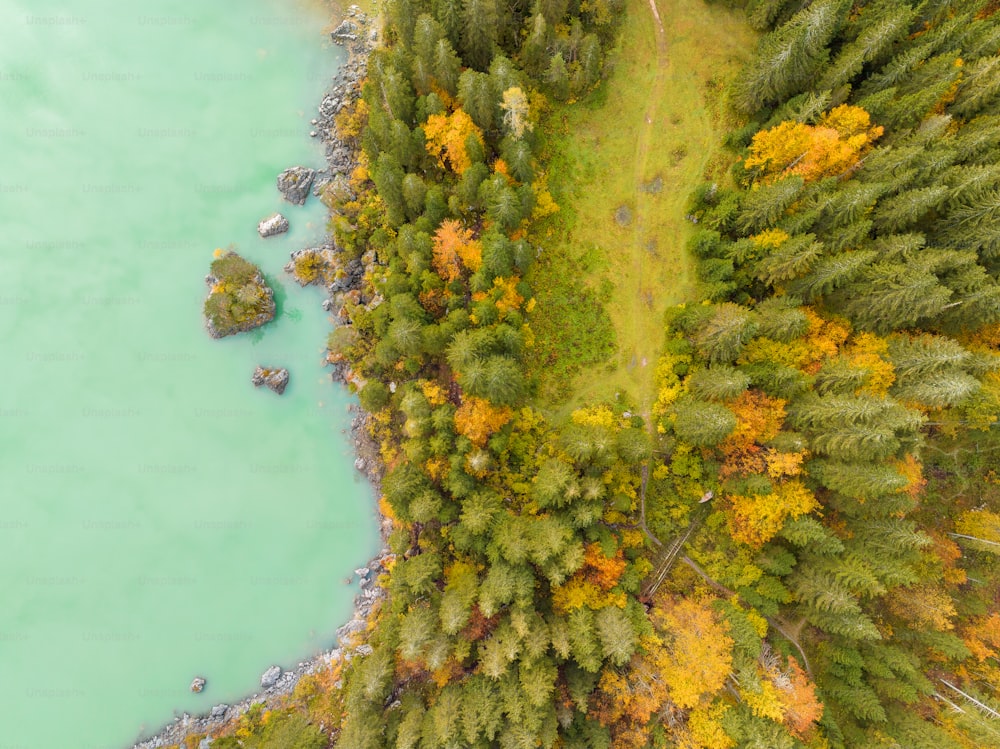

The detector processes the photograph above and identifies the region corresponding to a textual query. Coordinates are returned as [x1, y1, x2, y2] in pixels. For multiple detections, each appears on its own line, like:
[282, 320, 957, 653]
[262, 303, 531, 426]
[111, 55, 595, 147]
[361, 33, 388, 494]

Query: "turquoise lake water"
[0, 1, 379, 746]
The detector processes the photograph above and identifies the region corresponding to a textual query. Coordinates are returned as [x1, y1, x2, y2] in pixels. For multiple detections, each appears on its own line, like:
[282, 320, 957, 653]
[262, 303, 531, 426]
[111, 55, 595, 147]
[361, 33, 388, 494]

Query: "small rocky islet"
[251, 366, 289, 395]
[202, 251, 275, 339]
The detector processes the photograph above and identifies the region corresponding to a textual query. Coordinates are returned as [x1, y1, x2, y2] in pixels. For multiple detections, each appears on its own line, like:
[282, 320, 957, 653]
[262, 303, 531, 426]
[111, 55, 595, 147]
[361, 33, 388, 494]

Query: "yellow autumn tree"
[745, 105, 883, 183]
[423, 107, 483, 175]
[886, 583, 957, 631]
[432, 219, 481, 282]
[728, 480, 819, 547]
[652, 596, 734, 709]
[846, 332, 896, 396]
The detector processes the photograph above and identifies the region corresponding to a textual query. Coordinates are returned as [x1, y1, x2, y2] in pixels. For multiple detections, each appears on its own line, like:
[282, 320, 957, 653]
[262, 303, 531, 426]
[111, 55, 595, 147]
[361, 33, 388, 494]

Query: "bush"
[359, 379, 391, 412]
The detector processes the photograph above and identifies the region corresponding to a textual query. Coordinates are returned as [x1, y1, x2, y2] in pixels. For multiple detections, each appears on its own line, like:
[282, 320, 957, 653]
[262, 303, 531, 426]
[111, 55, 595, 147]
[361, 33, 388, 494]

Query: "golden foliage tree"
[432, 219, 482, 282]
[653, 596, 734, 709]
[745, 105, 883, 183]
[728, 480, 820, 547]
[454, 395, 514, 447]
[423, 107, 483, 175]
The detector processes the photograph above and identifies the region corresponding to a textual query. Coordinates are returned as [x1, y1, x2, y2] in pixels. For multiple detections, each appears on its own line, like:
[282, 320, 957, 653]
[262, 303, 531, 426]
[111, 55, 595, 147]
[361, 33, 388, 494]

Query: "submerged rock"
[252, 366, 289, 395]
[190, 677, 206, 693]
[257, 213, 289, 238]
[260, 665, 282, 690]
[276, 166, 315, 205]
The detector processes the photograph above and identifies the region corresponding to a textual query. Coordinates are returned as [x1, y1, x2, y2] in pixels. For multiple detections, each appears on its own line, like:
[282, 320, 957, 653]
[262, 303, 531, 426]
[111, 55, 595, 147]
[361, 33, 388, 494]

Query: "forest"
[201, 0, 1000, 746]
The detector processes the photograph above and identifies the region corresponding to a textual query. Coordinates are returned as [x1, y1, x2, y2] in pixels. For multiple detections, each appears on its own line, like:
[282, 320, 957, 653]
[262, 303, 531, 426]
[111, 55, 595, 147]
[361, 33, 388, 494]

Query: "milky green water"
[0, 1, 379, 746]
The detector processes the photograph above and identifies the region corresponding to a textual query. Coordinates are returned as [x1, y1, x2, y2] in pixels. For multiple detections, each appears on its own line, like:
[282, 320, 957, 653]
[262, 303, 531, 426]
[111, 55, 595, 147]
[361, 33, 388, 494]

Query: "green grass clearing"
[529, 0, 755, 420]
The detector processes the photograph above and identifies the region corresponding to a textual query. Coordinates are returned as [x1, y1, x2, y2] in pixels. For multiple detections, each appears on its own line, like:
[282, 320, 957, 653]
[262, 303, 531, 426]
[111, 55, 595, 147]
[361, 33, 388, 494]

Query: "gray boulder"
[260, 665, 282, 689]
[190, 676, 206, 693]
[210, 704, 228, 719]
[252, 366, 289, 395]
[331, 20, 358, 44]
[277, 166, 316, 205]
[257, 213, 289, 238]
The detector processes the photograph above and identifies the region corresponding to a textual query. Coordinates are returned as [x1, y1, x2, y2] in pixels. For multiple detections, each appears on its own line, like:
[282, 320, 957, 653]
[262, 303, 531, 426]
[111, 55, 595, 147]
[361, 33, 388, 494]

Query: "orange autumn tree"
[962, 613, 1000, 662]
[423, 107, 483, 175]
[552, 543, 628, 613]
[432, 219, 482, 282]
[720, 389, 788, 478]
[453, 395, 513, 447]
[745, 105, 883, 183]
[778, 658, 824, 738]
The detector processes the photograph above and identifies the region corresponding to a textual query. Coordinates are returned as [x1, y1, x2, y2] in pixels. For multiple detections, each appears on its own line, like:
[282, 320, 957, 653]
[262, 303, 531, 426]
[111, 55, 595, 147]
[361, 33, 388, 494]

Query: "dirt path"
[628, 0, 670, 420]
[534, 0, 755, 419]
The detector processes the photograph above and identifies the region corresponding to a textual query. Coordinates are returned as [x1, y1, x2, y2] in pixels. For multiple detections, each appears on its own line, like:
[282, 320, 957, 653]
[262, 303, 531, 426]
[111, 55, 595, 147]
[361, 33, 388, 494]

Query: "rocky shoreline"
[130, 6, 382, 748]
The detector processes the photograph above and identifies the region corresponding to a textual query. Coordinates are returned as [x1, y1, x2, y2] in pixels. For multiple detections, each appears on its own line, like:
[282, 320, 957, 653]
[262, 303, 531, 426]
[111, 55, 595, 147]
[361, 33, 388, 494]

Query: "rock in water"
[257, 213, 289, 238]
[276, 166, 316, 205]
[260, 665, 282, 689]
[190, 676, 206, 693]
[331, 19, 358, 44]
[252, 366, 289, 395]
[210, 704, 229, 719]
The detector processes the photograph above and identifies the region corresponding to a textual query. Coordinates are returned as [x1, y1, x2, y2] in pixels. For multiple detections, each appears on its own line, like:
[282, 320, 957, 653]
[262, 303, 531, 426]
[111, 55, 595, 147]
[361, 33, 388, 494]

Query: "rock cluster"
[190, 677, 206, 693]
[336, 554, 389, 647]
[284, 245, 338, 287]
[137, 9, 384, 749]
[257, 213, 289, 238]
[251, 366, 289, 395]
[276, 166, 316, 205]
